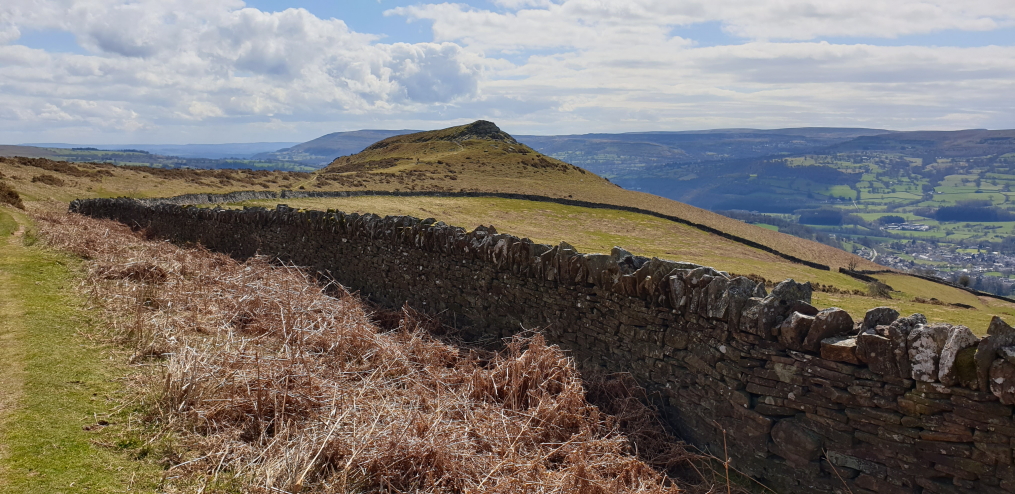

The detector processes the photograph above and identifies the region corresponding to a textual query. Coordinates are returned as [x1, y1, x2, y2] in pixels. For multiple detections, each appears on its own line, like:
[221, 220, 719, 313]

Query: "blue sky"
[0, 0, 1013, 144]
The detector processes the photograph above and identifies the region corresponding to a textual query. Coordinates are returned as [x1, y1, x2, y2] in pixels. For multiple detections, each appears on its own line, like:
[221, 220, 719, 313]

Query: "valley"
[520, 129, 1015, 296]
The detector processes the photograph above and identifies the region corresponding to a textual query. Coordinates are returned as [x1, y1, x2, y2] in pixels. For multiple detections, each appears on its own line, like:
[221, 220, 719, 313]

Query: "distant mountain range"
[516, 127, 895, 177]
[7, 127, 1015, 202]
[251, 127, 900, 169]
[24, 142, 301, 160]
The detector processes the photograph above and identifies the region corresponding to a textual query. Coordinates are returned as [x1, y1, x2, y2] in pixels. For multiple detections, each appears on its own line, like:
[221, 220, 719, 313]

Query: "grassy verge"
[0, 207, 160, 493]
[0, 209, 16, 236]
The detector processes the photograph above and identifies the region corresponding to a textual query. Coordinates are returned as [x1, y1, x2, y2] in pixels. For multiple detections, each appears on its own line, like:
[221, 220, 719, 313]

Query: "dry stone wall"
[132, 189, 831, 270]
[71, 197, 1015, 494]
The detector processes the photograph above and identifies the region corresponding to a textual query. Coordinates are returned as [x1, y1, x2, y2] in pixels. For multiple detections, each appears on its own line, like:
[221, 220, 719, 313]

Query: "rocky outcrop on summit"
[364, 120, 518, 151]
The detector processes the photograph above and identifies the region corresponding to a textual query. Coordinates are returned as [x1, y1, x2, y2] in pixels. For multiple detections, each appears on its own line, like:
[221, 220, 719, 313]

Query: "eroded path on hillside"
[0, 208, 158, 493]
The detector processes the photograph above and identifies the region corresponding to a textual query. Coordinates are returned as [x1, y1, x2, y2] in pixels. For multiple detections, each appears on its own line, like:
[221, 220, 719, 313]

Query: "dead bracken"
[35, 210, 731, 493]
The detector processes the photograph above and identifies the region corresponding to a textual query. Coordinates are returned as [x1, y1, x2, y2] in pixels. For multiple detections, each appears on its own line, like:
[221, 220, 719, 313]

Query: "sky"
[0, 0, 1013, 144]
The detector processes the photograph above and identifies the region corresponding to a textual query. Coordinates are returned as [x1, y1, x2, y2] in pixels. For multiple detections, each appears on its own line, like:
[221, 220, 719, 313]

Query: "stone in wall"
[978, 316, 1015, 392]
[820, 335, 859, 364]
[739, 279, 813, 339]
[908, 323, 952, 382]
[770, 418, 823, 465]
[861, 306, 899, 332]
[889, 313, 927, 379]
[939, 326, 979, 387]
[801, 307, 853, 352]
[778, 312, 814, 351]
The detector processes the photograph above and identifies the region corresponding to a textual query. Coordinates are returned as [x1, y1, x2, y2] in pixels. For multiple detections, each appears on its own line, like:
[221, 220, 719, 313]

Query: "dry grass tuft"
[34, 210, 736, 493]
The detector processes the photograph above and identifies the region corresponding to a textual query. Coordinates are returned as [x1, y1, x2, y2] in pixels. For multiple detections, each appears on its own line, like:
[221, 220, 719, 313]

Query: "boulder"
[908, 323, 951, 382]
[938, 326, 980, 387]
[770, 419, 823, 462]
[976, 316, 1015, 392]
[802, 308, 854, 352]
[857, 331, 896, 375]
[778, 312, 815, 351]
[821, 335, 860, 364]
[862, 307, 900, 332]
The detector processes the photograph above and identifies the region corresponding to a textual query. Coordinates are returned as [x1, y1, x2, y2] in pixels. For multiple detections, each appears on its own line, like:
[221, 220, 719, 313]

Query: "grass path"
[0, 207, 159, 493]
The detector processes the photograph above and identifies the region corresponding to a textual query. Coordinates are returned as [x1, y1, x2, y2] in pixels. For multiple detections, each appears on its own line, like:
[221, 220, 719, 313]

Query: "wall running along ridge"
[71, 197, 1015, 494]
[133, 189, 832, 271]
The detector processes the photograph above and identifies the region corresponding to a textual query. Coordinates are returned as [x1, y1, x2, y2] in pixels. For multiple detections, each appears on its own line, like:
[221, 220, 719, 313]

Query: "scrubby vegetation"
[31, 174, 65, 187]
[0, 180, 24, 209]
[33, 210, 736, 493]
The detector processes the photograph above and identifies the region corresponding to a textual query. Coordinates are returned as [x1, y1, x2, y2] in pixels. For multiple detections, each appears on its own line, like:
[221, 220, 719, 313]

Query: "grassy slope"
[235, 196, 1015, 333]
[317, 122, 883, 273]
[0, 207, 160, 493]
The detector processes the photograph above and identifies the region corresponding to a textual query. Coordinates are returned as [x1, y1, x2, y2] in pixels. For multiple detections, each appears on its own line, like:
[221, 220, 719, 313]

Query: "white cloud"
[0, 0, 484, 141]
[393, 0, 1014, 47]
[381, 1, 1015, 133]
[0, 0, 1012, 143]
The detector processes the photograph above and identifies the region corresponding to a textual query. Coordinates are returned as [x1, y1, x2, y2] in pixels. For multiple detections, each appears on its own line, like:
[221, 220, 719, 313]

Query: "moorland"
[6, 120, 1015, 492]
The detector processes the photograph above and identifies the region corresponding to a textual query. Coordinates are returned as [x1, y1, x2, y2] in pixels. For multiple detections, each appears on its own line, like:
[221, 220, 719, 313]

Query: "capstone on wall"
[70, 197, 1015, 494]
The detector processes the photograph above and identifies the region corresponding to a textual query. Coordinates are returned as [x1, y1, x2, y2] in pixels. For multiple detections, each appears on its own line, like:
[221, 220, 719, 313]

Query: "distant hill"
[255, 129, 420, 166]
[0, 145, 59, 159]
[824, 129, 1015, 157]
[0, 145, 316, 172]
[518, 127, 894, 178]
[318, 120, 608, 194]
[25, 142, 301, 159]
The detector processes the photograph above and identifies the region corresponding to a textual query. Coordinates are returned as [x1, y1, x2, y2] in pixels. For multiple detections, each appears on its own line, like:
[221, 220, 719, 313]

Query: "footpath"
[0, 207, 157, 493]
